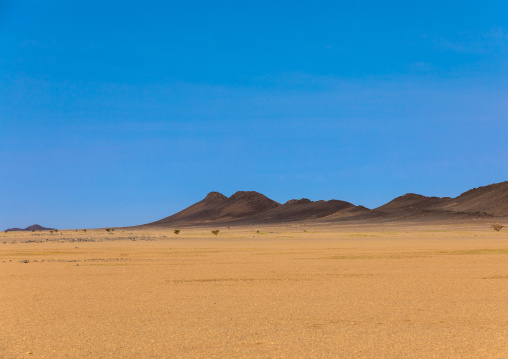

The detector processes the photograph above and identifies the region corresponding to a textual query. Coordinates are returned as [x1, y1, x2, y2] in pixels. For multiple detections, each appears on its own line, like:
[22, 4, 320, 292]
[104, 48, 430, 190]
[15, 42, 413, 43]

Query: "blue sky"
[1, 0, 508, 228]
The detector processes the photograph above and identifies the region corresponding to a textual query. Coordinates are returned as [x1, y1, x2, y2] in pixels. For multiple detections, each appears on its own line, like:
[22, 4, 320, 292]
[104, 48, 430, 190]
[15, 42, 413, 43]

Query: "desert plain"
[1, 223, 507, 358]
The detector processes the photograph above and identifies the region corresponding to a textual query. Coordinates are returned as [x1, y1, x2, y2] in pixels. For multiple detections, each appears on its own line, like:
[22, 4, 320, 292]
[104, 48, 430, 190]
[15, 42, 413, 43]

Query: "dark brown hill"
[430, 182, 508, 217]
[374, 182, 508, 218]
[149, 191, 280, 226]
[375, 193, 451, 214]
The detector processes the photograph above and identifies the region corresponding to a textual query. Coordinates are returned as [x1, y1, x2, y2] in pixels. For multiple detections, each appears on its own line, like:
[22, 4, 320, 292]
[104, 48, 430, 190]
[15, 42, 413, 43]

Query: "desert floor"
[1, 224, 507, 358]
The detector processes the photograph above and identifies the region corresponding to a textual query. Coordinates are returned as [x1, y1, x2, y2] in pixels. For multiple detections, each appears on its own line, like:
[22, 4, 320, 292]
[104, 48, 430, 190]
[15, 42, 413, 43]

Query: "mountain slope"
[375, 193, 451, 214]
[430, 182, 508, 217]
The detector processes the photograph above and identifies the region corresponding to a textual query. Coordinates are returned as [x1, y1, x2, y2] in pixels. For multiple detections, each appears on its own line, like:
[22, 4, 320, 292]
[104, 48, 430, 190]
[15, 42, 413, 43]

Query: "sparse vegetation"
[174, 229, 180, 235]
[492, 224, 504, 232]
[106, 228, 111, 232]
[211, 230, 220, 236]
[256, 230, 261, 234]
[83, 229, 87, 233]
[50, 231, 54, 234]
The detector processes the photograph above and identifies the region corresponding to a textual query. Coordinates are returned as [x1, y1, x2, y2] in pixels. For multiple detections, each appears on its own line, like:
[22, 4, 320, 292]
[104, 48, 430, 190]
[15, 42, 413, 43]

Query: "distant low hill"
[5, 224, 56, 232]
[142, 181, 508, 227]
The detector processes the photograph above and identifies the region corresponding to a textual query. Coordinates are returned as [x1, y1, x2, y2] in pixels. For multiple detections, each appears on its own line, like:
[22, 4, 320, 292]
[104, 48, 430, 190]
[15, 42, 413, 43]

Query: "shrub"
[106, 228, 111, 232]
[211, 230, 220, 236]
[83, 229, 87, 233]
[492, 224, 504, 232]
[174, 229, 180, 235]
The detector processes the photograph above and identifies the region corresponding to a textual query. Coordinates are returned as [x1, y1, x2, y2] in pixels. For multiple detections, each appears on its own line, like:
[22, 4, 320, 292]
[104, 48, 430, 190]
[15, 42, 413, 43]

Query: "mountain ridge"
[143, 181, 508, 227]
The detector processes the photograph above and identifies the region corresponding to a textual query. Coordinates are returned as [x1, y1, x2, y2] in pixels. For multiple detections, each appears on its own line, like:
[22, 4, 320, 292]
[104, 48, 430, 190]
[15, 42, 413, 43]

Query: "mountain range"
[145, 181, 508, 227]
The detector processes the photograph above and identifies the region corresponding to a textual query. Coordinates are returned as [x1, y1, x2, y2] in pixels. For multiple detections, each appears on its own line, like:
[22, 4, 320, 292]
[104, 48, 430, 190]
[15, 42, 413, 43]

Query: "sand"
[1, 225, 507, 358]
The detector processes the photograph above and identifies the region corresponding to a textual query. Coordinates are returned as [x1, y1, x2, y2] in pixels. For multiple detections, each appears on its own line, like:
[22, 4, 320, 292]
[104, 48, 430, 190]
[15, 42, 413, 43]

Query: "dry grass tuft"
[491, 224, 504, 232]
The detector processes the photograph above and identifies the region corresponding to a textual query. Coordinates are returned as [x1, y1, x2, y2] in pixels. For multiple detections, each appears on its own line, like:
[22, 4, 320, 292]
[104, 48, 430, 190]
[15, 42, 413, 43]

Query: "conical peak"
[399, 193, 425, 200]
[229, 191, 268, 201]
[203, 191, 227, 202]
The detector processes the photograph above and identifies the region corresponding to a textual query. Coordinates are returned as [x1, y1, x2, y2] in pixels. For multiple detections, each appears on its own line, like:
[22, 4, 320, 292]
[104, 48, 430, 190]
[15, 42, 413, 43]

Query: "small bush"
[105, 228, 111, 232]
[32, 230, 35, 233]
[211, 230, 220, 236]
[50, 231, 54, 234]
[492, 224, 504, 232]
[83, 229, 87, 233]
[174, 229, 180, 235]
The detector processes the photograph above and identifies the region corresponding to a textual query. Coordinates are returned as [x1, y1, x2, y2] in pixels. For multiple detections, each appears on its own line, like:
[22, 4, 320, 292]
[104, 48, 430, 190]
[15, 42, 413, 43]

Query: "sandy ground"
[1, 225, 507, 358]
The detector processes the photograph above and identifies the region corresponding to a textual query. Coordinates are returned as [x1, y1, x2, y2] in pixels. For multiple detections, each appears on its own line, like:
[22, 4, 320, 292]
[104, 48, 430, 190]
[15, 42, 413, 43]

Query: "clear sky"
[1, 0, 508, 229]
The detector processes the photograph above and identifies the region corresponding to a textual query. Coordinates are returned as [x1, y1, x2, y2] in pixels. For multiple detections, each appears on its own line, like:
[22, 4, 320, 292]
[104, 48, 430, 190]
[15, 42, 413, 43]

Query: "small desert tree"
[211, 230, 220, 236]
[492, 224, 504, 232]
[174, 229, 180, 235]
